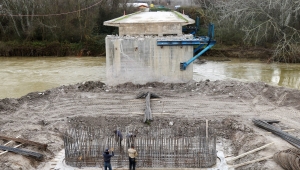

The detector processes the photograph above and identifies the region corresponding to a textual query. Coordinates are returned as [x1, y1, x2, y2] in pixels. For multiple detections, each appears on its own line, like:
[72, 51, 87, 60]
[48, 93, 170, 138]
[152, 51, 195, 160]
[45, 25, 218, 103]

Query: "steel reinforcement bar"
[64, 125, 217, 168]
[252, 119, 300, 149]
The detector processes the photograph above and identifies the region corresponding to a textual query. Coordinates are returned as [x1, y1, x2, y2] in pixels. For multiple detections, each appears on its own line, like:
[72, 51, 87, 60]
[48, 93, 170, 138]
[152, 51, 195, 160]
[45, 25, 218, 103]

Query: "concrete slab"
[104, 11, 194, 25]
[104, 11, 195, 36]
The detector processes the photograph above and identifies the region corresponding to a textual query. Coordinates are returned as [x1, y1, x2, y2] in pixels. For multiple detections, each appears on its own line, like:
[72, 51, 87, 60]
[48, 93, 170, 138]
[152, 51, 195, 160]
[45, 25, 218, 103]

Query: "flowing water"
[193, 58, 300, 89]
[1, 56, 300, 99]
[0, 57, 106, 99]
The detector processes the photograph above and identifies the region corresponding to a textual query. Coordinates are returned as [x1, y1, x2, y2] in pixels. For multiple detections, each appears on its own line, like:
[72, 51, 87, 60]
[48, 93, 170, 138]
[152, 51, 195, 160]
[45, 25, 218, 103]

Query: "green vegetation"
[0, 0, 299, 62]
[0, 0, 137, 57]
[173, 11, 188, 22]
[114, 11, 141, 22]
[150, 5, 171, 11]
[144, 120, 152, 126]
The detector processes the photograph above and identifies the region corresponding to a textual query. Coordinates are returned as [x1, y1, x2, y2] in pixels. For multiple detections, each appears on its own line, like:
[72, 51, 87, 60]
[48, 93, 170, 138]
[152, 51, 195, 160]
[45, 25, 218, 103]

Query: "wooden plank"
[2, 135, 21, 146]
[0, 135, 47, 150]
[0, 145, 44, 160]
[227, 142, 274, 163]
[230, 155, 273, 168]
[0, 135, 22, 155]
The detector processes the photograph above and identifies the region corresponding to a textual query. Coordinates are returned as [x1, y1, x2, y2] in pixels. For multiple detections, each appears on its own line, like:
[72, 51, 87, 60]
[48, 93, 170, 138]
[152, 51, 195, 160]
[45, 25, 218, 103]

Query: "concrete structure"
[104, 11, 194, 36]
[104, 11, 195, 85]
[129, 0, 199, 6]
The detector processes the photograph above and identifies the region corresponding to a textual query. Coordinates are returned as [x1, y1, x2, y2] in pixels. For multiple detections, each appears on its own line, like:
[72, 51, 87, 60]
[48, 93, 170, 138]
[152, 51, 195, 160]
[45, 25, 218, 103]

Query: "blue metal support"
[180, 40, 216, 70]
[180, 23, 215, 70]
[156, 23, 216, 71]
[193, 23, 215, 53]
[193, 44, 205, 54]
[190, 16, 200, 35]
[182, 16, 200, 36]
[157, 38, 209, 46]
[208, 23, 214, 39]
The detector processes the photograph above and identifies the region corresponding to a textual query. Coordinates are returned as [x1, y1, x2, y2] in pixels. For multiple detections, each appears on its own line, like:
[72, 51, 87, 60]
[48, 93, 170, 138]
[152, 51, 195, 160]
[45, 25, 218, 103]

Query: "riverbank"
[0, 43, 272, 60]
[0, 37, 106, 57]
[2, 39, 299, 63]
[0, 80, 299, 169]
[206, 47, 273, 62]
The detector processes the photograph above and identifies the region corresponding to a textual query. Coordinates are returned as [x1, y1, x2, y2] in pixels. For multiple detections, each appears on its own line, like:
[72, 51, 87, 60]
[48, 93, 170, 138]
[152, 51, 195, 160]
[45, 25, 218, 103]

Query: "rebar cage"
[64, 123, 216, 168]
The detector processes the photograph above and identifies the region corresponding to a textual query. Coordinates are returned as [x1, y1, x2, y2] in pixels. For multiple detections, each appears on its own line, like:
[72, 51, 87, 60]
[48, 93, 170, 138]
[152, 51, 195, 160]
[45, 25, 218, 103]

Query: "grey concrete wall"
[119, 23, 183, 36]
[106, 35, 194, 85]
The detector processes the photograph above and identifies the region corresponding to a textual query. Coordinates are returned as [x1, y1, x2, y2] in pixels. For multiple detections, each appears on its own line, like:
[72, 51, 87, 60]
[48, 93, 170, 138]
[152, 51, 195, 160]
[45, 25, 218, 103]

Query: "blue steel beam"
[157, 37, 209, 46]
[181, 23, 215, 70]
[182, 16, 200, 36]
[180, 40, 216, 70]
[208, 23, 215, 39]
[193, 44, 205, 54]
[193, 36, 210, 54]
[156, 23, 216, 71]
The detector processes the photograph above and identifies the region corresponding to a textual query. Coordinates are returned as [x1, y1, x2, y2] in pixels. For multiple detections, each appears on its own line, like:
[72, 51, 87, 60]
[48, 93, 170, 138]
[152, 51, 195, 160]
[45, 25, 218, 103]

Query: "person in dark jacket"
[114, 130, 123, 146]
[126, 132, 137, 147]
[103, 148, 114, 170]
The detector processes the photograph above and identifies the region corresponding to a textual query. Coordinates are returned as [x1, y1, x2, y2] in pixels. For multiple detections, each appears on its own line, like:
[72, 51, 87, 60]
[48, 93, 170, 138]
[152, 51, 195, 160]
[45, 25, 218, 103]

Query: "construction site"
[0, 9, 300, 170]
[0, 80, 300, 170]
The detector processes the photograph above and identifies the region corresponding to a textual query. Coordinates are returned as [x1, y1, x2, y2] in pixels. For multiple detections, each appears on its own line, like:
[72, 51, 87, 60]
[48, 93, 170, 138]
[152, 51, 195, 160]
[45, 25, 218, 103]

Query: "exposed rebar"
[64, 124, 217, 168]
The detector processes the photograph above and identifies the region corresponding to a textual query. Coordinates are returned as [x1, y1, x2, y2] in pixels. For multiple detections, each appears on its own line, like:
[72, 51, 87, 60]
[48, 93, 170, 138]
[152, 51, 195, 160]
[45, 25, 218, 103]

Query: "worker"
[128, 144, 138, 170]
[114, 130, 123, 146]
[126, 132, 136, 147]
[103, 148, 114, 170]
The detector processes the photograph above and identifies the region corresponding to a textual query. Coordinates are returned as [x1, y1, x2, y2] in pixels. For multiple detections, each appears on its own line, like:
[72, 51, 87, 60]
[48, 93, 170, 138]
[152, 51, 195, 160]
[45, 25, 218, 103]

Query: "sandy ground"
[0, 80, 300, 170]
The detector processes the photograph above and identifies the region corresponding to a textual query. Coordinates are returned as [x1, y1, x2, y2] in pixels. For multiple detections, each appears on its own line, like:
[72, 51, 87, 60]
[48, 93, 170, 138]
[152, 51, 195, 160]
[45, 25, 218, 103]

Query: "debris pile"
[273, 148, 300, 170]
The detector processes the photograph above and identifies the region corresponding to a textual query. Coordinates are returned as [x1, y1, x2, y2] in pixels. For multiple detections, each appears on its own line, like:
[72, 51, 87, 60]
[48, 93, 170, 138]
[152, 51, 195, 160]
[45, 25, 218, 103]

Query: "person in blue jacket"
[114, 130, 123, 146]
[103, 148, 114, 170]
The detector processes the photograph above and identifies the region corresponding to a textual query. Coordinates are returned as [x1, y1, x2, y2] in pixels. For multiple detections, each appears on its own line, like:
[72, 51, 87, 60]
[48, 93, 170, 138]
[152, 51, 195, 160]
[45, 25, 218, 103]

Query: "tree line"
[199, 0, 300, 62]
[0, 0, 299, 62]
[0, 0, 135, 56]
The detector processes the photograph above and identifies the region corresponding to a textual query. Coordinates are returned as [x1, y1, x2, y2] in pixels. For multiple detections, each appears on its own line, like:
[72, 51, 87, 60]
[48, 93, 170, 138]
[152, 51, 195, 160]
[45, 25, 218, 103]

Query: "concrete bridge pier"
[104, 11, 196, 85]
[105, 35, 194, 85]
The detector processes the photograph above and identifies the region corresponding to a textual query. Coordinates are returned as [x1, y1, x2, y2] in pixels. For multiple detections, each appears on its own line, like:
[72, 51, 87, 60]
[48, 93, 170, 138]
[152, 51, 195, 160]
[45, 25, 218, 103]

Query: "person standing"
[126, 130, 138, 147]
[114, 130, 123, 146]
[103, 148, 114, 170]
[126, 132, 135, 147]
[128, 144, 138, 170]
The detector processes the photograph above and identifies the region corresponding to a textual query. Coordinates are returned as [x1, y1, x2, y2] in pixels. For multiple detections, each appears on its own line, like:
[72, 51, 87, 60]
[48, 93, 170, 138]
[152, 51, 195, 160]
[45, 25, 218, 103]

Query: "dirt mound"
[2, 79, 300, 113]
[77, 81, 106, 92]
[0, 80, 300, 170]
[0, 98, 20, 112]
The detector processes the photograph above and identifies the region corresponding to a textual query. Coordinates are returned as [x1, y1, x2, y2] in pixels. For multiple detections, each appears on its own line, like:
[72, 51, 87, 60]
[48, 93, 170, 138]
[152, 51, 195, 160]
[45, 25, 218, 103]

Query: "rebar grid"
[64, 124, 216, 168]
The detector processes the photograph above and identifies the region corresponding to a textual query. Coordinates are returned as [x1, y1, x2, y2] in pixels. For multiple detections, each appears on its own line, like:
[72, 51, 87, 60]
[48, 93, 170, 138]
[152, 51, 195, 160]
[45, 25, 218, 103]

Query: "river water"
[1, 57, 300, 99]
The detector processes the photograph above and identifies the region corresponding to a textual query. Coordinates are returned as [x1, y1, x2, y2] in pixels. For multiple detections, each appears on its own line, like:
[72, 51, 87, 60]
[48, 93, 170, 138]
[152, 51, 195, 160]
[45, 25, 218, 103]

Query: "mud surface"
[0, 80, 300, 170]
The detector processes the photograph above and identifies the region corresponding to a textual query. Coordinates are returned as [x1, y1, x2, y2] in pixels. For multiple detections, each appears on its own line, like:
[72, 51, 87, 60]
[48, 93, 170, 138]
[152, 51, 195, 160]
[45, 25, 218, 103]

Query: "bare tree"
[0, 0, 101, 41]
[215, 0, 300, 62]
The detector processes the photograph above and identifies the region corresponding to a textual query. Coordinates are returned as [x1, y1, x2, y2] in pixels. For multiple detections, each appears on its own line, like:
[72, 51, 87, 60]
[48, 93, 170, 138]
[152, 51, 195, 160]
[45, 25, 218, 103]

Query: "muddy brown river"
[1, 56, 300, 99]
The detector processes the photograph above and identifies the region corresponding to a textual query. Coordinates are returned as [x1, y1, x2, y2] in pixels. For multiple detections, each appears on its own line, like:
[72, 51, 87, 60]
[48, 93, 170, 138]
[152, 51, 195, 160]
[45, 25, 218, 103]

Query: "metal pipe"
[180, 40, 216, 70]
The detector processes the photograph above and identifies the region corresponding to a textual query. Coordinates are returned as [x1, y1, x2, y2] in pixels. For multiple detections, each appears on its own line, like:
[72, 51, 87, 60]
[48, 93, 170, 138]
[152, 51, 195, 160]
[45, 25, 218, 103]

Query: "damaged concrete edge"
[104, 11, 195, 27]
[104, 11, 142, 26]
[172, 11, 191, 23]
